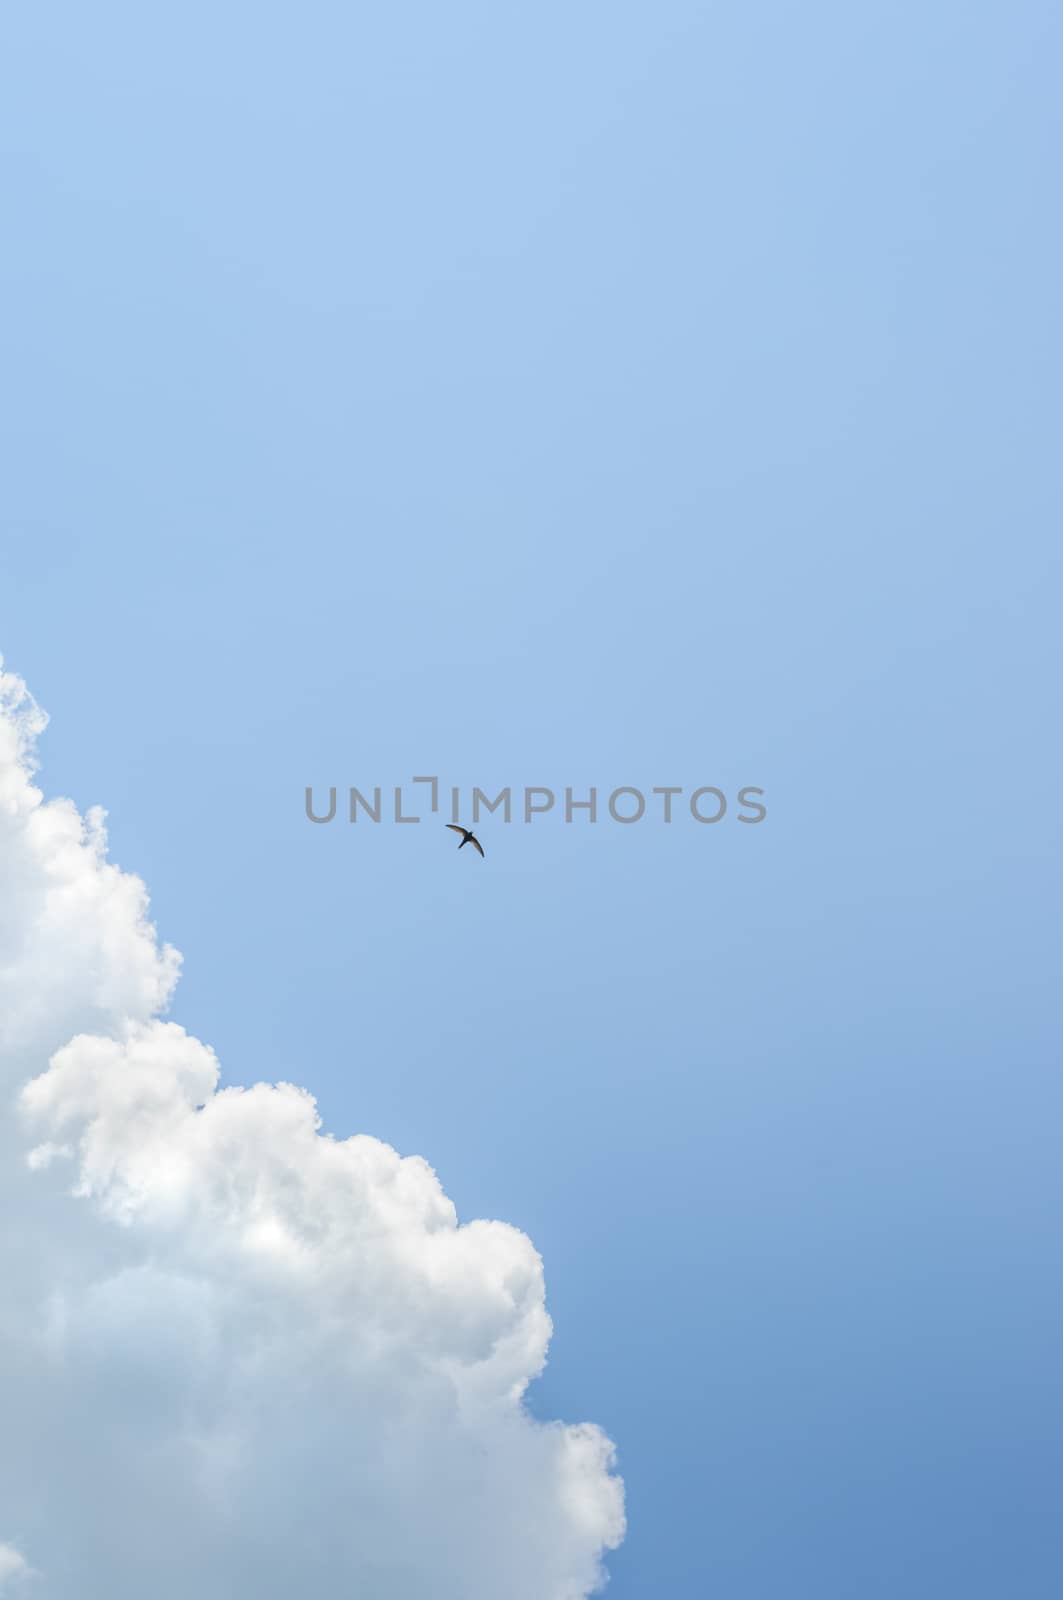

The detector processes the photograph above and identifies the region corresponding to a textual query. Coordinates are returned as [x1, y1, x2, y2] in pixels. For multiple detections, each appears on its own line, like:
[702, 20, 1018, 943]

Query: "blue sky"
[2, 3, 1061, 1594]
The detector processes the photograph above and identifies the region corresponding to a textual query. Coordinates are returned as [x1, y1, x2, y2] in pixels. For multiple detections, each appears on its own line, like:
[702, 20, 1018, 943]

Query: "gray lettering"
[394, 786, 419, 823]
[608, 787, 646, 823]
[690, 787, 727, 823]
[349, 787, 382, 822]
[652, 786, 682, 822]
[306, 786, 337, 824]
[737, 786, 767, 823]
[565, 787, 597, 822]
[473, 787, 511, 823]
[524, 787, 555, 822]
[412, 775, 439, 812]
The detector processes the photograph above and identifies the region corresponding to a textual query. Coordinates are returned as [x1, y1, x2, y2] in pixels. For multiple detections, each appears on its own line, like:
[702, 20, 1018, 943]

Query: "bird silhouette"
[446, 823, 485, 858]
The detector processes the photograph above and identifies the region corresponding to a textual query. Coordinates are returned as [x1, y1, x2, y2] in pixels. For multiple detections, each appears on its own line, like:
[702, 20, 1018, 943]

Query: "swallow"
[446, 824, 485, 858]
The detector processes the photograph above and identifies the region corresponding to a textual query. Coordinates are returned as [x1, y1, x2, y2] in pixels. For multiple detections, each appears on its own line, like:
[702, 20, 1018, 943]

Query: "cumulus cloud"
[0, 658, 624, 1598]
[0, 1543, 31, 1590]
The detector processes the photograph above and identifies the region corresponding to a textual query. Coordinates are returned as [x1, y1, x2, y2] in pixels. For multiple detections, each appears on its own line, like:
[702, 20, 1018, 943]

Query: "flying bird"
[446, 824, 485, 858]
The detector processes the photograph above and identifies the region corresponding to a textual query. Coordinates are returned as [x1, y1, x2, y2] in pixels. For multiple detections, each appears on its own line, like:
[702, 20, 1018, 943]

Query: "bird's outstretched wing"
[445, 824, 466, 836]
[469, 835, 485, 858]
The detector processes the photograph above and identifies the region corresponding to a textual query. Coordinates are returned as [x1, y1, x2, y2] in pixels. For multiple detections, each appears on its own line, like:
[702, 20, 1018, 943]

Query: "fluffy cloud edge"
[0, 655, 625, 1598]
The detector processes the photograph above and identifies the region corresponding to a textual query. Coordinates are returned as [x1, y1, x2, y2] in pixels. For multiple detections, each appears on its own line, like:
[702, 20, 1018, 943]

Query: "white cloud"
[0, 658, 624, 1598]
[0, 1543, 31, 1590]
